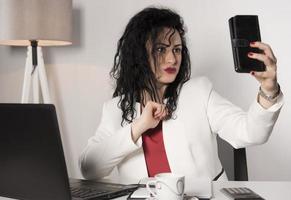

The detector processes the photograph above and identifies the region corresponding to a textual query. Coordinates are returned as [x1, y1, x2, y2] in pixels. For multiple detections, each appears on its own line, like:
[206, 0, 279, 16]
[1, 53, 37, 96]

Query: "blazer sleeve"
[79, 101, 142, 179]
[206, 81, 284, 149]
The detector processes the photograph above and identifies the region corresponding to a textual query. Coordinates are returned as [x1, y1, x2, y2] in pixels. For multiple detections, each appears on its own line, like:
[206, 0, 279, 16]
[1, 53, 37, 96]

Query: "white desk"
[211, 181, 291, 200]
[1, 181, 290, 200]
[113, 181, 291, 200]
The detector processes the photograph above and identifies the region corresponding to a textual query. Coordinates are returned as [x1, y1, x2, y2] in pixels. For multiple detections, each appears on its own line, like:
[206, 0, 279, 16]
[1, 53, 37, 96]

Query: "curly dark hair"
[110, 7, 191, 126]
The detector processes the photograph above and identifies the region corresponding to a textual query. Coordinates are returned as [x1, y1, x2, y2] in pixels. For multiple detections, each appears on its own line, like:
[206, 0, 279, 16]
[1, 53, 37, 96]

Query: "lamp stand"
[21, 45, 51, 103]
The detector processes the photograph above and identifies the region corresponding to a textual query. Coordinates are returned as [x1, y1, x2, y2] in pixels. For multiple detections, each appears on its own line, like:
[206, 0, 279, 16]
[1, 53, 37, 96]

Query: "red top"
[142, 122, 171, 177]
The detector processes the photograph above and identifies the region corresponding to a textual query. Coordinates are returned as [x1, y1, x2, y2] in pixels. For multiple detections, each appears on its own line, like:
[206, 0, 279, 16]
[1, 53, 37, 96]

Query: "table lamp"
[0, 0, 72, 103]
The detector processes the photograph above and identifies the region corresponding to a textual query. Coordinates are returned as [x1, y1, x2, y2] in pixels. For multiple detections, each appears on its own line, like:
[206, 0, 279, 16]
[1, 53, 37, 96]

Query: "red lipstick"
[164, 67, 177, 74]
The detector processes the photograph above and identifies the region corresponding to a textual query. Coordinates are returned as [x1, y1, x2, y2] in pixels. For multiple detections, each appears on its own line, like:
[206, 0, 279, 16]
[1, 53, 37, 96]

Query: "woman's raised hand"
[248, 42, 280, 108]
[131, 101, 167, 143]
[248, 42, 278, 93]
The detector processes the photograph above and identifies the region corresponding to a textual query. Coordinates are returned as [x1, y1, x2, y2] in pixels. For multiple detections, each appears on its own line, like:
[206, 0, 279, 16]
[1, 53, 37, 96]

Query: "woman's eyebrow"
[155, 42, 170, 46]
[174, 44, 182, 47]
[155, 43, 182, 47]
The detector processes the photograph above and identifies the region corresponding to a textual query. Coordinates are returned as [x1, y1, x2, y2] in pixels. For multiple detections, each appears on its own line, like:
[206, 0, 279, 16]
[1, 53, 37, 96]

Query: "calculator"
[220, 187, 265, 200]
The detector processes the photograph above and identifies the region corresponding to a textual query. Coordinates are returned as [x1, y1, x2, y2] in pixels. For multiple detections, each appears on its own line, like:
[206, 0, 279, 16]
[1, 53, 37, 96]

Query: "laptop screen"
[0, 104, 71, 200]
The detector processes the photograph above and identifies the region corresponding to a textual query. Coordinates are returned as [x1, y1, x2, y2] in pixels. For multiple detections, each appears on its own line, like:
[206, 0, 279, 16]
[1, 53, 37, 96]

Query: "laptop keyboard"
[70, 186, 108, 199]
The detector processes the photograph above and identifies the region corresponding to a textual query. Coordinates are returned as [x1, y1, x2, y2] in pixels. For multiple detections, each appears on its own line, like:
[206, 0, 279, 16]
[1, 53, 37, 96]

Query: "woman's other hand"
[131, 101, 167, 143]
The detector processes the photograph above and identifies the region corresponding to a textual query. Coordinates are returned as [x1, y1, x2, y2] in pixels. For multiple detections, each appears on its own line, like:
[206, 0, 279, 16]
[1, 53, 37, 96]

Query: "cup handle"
[158, 180, 184, 196]
[146, 180, 157, 198]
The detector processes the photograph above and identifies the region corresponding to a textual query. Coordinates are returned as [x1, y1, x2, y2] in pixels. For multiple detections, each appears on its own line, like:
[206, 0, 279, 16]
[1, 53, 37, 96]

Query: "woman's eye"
[156, 47, 166, 53]
[173, 48, 182, 53]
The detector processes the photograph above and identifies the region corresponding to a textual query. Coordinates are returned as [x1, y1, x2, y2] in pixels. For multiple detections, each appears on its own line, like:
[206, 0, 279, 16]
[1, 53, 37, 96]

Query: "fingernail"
[250, 42, 256, 45]
[248, 52, 253, 56]
[250, 71, 255, 75]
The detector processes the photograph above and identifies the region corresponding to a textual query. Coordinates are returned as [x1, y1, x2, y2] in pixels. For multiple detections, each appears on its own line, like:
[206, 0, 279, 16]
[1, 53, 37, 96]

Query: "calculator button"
[233, 188, 241, 193]
[227, 188, 236, 194]
[237, 188, 246, 193]
[241, 187, 251, 194]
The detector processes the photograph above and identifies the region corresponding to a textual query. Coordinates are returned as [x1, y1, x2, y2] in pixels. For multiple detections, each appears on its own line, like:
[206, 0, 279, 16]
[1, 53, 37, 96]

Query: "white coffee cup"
[146, 173, 185, 200]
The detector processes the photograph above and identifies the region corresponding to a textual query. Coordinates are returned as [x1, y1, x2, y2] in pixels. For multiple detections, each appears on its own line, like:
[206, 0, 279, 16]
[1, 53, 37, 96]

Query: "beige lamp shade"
[0, 0, 72, 46]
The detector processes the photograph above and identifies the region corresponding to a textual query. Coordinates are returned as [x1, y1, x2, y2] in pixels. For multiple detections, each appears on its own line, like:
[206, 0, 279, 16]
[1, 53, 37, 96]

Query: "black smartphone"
[229, 15, 266, 73]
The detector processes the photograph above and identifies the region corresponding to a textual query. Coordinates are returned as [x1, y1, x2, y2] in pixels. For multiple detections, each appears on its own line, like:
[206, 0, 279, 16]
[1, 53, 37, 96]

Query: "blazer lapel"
[134, 102, 148, 177]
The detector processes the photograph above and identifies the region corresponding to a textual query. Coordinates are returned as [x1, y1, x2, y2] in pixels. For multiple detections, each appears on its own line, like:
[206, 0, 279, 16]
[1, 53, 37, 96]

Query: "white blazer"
[79, 77, 283, 184]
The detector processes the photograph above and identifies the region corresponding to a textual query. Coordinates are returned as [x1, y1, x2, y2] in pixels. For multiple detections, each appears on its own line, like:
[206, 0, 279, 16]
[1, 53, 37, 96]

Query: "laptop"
[0, 104, 138, 200]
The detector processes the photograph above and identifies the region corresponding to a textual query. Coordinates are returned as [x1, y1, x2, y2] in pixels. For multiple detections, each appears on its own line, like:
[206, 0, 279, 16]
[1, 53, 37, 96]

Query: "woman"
[79, 7, 283, 183]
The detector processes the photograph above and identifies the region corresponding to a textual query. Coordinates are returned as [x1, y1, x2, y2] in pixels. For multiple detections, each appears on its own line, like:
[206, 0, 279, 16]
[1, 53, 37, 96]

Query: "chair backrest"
[233, 148, 248, 181]
[217, 136, 248, 181]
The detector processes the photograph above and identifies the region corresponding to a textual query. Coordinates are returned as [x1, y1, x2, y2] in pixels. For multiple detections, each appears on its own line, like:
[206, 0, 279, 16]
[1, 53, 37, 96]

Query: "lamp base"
[21, 46, 50, 103]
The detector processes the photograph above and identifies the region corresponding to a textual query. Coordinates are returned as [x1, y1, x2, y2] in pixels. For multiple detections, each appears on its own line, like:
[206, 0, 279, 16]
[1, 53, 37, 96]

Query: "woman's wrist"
[260, 79, 278, 94]
[131, 119, 145, 143]
[259, 83, 280, 102]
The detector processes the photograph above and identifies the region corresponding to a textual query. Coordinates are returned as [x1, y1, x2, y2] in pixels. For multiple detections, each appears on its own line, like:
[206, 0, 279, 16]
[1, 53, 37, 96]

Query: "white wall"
[0, 0, 290, 181]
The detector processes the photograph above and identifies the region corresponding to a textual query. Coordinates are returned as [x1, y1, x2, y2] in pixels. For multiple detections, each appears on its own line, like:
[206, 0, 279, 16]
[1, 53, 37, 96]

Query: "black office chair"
[217, 136, 248, 181]
[233, 148, 248, 181]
